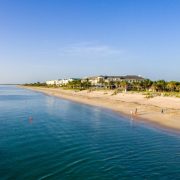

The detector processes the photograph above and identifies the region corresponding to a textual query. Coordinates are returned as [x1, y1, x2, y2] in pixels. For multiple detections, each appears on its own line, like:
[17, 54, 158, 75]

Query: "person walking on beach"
[135, 108, 137, 115]
[161, 109, 164, 114]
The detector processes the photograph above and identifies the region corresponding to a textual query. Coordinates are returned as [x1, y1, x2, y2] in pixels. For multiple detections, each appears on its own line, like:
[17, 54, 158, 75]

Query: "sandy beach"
[22, 86, 180, 132]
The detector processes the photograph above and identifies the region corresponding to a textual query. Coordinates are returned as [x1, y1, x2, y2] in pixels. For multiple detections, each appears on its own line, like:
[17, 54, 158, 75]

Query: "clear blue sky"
[0, 0, 180, 83]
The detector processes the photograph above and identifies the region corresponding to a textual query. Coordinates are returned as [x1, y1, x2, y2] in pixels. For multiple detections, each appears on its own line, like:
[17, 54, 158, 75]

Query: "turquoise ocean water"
[0, 85, 180, 180]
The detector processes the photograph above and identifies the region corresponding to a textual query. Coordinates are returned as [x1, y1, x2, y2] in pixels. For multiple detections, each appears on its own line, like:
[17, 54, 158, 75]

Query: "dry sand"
[22, 86, 180, 132]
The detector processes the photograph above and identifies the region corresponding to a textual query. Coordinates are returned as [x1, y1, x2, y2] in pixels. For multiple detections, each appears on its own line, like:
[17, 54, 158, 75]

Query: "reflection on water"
[0, 85, 180, 180]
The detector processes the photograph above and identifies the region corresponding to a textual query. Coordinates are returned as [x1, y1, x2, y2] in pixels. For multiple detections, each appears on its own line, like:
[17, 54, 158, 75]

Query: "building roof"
[84, 75, 144, 80]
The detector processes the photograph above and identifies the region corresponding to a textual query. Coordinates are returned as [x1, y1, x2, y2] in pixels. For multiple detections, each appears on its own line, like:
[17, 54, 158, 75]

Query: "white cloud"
[58, 43, 124, 57]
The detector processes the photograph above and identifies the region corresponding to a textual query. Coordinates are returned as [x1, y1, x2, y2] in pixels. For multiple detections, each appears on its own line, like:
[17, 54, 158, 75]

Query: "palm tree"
[120, 81, 128, 92]
[154, 80, 167, 92]
[150, 82, 158, 92]
[108, 81, 115, 89]
[104, 82, 109, 89]
[115, 81, 121, 89]
[167, 81, 177, 92]
[176, 84, 180, 92]
[82, 79, 91, 89]
[98, 78, 105, 88]
[142, 79, 153, 91]
[132, 81, 143, 91]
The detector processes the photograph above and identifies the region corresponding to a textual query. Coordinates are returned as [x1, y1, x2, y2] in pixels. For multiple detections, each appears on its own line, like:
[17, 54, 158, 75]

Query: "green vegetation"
[65, 79, 91, 90]
[24, 82, 47, 87]
[24, 79, 180, 98]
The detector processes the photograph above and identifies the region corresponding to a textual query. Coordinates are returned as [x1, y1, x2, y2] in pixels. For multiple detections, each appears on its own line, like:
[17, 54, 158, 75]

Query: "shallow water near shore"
[0, 85, 180, 180]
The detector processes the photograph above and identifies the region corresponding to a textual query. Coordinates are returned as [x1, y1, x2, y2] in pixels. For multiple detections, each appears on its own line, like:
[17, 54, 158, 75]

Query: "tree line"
[24, 79, 180, 92]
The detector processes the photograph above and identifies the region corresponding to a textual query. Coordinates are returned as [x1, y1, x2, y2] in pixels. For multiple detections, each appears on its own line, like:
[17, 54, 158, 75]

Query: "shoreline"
[21, 86, 180, 133]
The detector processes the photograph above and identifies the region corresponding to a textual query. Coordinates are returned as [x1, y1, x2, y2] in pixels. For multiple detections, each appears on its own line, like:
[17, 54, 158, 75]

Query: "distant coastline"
[21, 86, 180, 132]
[0, 84, 19, 85]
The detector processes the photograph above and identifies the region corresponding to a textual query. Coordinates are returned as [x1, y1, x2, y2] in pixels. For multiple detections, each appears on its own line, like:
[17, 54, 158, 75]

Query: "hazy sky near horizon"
[0, 0, 180, 83]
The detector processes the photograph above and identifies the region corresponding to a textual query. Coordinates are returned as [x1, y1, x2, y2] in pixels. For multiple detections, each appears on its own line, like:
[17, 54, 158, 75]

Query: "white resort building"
[46, 78, 78, 86]
[82, 75, 144, 86]
[46, 80, 59, 86]
[46, 75, 145, 88]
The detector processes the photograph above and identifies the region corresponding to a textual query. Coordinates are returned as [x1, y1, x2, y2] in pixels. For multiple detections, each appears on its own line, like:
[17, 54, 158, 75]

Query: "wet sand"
[22, 86, 180, 132]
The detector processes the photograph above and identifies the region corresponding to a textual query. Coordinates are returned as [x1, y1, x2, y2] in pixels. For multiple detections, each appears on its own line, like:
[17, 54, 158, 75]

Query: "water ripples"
[0, 86, 180, 179]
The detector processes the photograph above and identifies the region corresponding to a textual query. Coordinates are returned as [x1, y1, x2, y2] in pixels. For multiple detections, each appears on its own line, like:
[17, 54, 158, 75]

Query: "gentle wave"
[0, 85, 180, 180]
